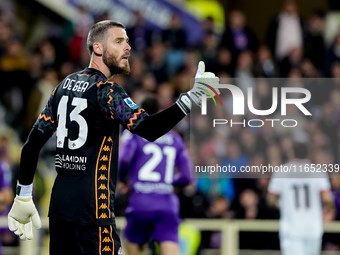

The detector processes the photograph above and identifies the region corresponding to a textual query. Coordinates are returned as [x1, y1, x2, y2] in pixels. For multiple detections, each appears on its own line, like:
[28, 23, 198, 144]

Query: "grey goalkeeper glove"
[8, 183, 42, 240]
[176, 61, 220, 114]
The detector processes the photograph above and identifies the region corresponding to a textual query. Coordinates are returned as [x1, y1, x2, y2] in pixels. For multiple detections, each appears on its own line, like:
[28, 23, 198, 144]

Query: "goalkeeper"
[7, 20, 219, 255]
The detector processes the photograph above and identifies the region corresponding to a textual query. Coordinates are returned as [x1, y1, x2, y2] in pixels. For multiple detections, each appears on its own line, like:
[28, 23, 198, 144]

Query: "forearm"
[321, 190, 335, 211]
[133, 104, 186, 141]
[19, 128, 52, 185]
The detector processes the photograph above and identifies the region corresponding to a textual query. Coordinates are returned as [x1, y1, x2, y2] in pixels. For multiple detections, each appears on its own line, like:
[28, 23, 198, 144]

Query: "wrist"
[16, 182, 33, 197]
[176, 93, 192, 115]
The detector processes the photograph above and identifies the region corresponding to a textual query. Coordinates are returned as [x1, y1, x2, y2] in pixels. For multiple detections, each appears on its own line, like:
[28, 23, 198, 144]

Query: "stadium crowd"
[1, 0, 340, 252]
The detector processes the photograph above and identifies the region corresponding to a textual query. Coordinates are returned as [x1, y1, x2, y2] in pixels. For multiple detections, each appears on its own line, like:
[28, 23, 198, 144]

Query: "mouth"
[122, 55, 130, 61]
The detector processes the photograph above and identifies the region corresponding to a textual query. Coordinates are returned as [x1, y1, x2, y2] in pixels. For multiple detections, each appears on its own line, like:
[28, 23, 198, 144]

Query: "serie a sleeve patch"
[123, 97, 139, 110]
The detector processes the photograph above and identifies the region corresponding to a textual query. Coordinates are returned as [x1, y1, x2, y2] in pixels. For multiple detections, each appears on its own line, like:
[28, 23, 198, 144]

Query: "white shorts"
[280, 235, 322, 255]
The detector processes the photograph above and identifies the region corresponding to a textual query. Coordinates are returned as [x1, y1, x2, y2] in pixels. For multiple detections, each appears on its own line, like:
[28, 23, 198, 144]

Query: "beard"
[102, 48, 130, 76]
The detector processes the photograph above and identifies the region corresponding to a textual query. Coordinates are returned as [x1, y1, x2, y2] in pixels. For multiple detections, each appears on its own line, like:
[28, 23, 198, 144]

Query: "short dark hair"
[86, 20, 125, 55]
[293, 142, 308, 159]
[141, 95, 160, 115]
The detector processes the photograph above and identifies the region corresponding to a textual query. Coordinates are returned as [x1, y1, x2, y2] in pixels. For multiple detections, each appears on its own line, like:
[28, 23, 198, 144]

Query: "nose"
[125, 42, 131, 52]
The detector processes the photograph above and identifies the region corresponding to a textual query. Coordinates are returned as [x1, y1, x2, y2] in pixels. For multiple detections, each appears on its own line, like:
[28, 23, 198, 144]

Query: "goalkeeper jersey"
[33, 67, 148, 225]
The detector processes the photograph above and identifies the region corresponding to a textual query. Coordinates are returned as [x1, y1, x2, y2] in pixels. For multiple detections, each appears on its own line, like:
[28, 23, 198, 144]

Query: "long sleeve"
[133, 104, 186, 142]
[18, 128, 52, 185]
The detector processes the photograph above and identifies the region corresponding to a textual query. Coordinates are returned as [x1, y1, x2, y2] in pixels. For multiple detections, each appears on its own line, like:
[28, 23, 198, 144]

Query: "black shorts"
[49, 217, 122, 255]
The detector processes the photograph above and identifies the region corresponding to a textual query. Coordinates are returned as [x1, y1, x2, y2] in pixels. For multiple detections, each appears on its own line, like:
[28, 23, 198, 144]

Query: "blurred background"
[2, 0, 340, 254]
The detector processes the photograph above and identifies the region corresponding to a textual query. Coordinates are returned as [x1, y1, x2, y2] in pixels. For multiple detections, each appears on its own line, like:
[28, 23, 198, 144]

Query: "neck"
[89, 55, 111, 78]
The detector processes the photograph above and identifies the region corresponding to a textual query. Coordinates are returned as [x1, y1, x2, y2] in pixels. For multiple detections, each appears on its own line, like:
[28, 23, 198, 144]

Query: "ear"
[93, 42, 103, 55]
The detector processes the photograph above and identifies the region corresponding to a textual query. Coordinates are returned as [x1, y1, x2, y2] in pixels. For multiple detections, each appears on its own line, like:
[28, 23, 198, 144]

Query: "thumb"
[31, 212, 42, 229]
[196, 61, 205, 77]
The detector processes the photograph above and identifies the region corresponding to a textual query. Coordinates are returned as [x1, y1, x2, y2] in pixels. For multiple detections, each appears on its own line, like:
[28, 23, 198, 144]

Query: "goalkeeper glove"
[176, 61, 220, 115]
[8, 183, 42, 240]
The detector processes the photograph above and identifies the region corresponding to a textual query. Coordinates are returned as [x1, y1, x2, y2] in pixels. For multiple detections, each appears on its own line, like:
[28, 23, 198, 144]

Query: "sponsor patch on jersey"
[124, 97, 139, 110]
[118, 247, 123, 255]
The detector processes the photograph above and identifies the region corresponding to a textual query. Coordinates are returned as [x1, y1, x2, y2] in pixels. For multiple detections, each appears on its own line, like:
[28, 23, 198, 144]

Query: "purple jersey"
[0, 161, 11, 190]
[119, 130, 191, 214]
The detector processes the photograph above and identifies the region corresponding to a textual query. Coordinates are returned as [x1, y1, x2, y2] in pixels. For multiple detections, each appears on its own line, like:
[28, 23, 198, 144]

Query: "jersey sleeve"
[318, 175, 331, 191]
[33, 87, 57, 133]
[97, 81, 148, 131]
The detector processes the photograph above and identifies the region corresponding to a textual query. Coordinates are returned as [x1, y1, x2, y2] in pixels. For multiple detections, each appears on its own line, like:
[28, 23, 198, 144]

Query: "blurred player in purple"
[0, 145, 14, 255]
[119, 95, 191, 255]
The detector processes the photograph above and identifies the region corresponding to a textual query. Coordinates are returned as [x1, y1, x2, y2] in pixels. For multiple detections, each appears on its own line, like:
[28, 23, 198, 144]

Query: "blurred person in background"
[240, 128, 266, 158]
[162, 14, 187, 78]
[324, 33, 340, 77]
[141, 73, 157, 94]
[266, 0, 304, 63]
[27, 51, 43, 84]
[201, 16, 220, 40]
[196, 155, 236, 205]
[126, 11, 153, 52]
[162, 14, 186, 50]
[201, 31, 219, 73]
[251, 78, 277, 114]
[157, 82, 176, 110]
[178, 181, 209, 219]
[235, 188, 277, 250]
[235, 189, 261, 220]
[220, 10, 258, 70]
[303, 10, 326, 73]
[0, 19, 12, 58]
[0, 38, 33, 135]
[0, 0, 15, 25]
[69, 5, 94, 63]
[38, 38, 68, 71]
[268, 142, 334, 255]
[0, 39, 29, 72]
[147, 41, 169, 84]
[278, 46, 304, 77]
[206, 195, 233, 249]
[221, 137, 250, 197]
[6, 20, 219, 255]
[118, 95, 191, 255]
[329, 174, 340, 221]
[318, 102, 339, 159]
[234, 50, 256, 93]
[214, 48, 234, 76]
[0, 137, 14, 254]
[24, 67, 59, 137]
[279, 134, 295, 163]
[254, 45, 279, 78]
